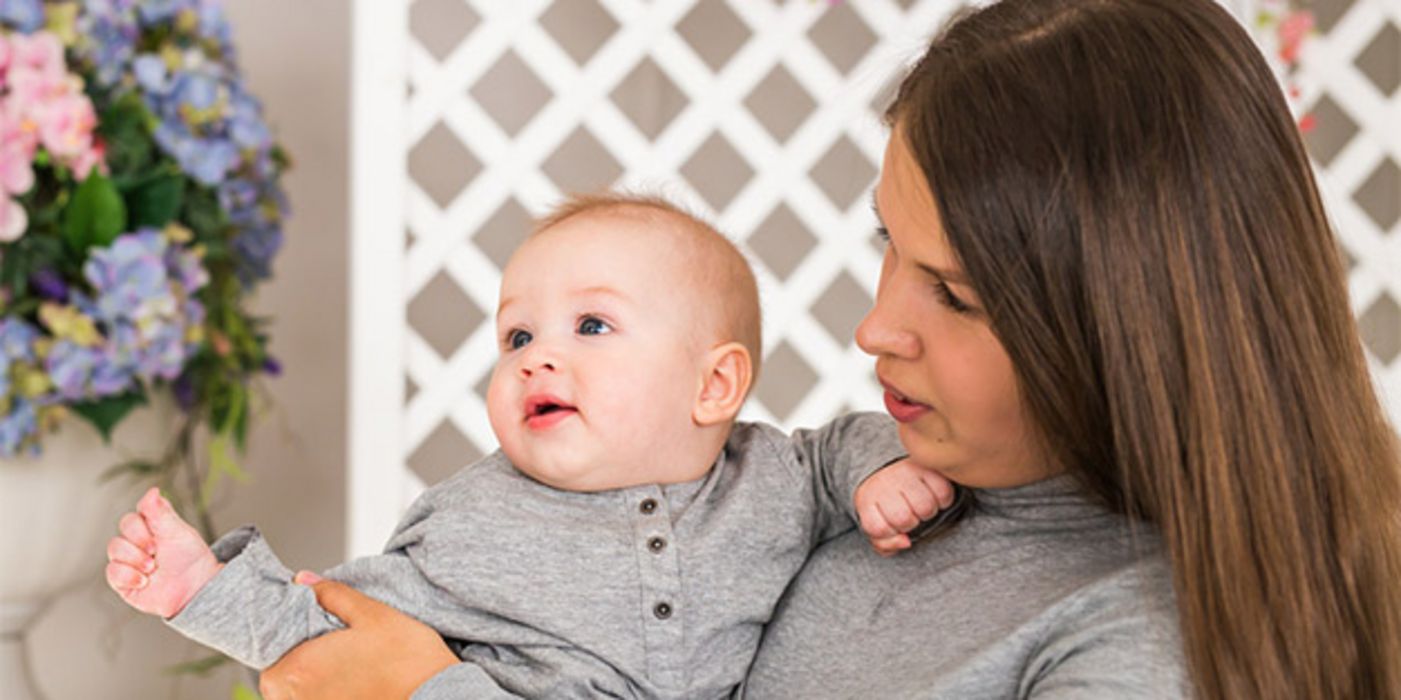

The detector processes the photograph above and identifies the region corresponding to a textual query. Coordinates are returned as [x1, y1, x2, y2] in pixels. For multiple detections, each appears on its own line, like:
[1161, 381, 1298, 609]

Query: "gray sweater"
[741, 474, 1188, 699]
[167, 415, 904, 699]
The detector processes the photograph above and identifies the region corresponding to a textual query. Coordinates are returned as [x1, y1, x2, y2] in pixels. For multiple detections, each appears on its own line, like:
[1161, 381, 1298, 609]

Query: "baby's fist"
[105, 487, 221, 619]
[855, 458, 955, 556]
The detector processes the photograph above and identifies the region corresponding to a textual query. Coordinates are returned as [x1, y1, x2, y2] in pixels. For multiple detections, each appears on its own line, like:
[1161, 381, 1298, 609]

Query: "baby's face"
[486, 214, 710, 491]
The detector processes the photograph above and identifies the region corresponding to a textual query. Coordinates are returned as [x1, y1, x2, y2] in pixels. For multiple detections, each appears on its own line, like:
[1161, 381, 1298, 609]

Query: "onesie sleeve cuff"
[412, 663, 525, 699]
[165, 526, 297, 635]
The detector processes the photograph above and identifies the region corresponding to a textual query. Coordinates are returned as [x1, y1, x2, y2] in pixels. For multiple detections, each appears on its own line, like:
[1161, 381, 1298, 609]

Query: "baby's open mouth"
[524, 395, 578, 427]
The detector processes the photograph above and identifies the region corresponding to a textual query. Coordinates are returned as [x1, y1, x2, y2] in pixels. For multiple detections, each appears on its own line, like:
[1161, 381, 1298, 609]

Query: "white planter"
[0, 397, 176, 700]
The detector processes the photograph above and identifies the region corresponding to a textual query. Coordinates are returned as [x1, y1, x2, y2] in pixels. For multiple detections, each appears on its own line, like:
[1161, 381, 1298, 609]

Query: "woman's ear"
[693, 342, 753, 426]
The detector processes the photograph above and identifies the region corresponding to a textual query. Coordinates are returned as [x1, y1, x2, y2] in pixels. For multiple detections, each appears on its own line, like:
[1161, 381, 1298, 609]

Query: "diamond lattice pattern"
[396, 0, 1401, 493]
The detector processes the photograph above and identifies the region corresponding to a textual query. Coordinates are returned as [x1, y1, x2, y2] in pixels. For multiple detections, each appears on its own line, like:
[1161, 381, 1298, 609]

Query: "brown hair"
[889, 0, 1401, 697]
[532, 192, 763, 382]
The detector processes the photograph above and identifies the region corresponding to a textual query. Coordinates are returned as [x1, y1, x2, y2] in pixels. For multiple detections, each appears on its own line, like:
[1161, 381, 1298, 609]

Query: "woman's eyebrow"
[918, 262, 971, 286]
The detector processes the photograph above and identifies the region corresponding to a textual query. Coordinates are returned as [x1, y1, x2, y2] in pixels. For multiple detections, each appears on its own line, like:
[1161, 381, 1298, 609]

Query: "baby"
[105, 193, 952, 698]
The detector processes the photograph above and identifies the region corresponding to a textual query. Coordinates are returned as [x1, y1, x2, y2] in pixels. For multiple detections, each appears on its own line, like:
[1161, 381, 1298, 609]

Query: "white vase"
[0, 396, 176, 700]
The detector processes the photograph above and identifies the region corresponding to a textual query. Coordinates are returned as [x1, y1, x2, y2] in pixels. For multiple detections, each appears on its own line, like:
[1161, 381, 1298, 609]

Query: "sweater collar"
[970, 473, 1114, 523]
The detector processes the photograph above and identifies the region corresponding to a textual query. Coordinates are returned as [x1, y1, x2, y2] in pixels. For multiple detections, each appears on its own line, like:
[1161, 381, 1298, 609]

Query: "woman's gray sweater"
[741, 475, 1188, 699]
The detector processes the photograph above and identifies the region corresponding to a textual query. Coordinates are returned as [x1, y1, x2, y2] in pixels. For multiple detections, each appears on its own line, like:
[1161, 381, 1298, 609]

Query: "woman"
[260, 0, 1401, 697]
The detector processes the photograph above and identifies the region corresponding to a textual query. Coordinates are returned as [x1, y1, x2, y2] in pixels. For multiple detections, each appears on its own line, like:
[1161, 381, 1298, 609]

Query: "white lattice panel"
[349, 0, 1401, 555]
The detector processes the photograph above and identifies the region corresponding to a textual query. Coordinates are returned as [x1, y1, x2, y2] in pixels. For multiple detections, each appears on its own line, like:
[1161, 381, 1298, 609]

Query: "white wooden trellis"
[347, 0, 1401, 557]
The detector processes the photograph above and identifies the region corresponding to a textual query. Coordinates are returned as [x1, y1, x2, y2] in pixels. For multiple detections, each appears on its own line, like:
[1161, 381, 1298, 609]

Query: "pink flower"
[0, 30, 106, 188]
[0, 34, 12, 87]
[70, 140, 105, 180]
[0, 197, 26, 242]
[1277, 10, 1315, 64]
[37, 93, 98, 160]
[0, 142, 36, 195]
[7, 32, 64, 82]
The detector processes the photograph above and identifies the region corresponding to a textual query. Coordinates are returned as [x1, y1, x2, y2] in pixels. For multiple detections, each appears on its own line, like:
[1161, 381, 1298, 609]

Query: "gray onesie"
[167, 414, 903, 699]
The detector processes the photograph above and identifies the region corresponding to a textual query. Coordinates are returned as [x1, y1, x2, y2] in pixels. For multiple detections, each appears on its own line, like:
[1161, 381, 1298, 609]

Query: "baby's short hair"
[533, 192, 763, 383]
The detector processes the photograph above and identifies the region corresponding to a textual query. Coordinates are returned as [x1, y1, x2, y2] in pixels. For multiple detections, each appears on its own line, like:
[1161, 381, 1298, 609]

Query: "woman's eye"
[578, 316, 612, 336]
[506, 329, 532, 350]
[932, 282, 973, 315]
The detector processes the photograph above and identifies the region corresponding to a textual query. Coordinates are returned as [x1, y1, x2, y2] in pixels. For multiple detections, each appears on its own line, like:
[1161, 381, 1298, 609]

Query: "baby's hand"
[854, 458, 955, 556]
[105, 486, 222, 619]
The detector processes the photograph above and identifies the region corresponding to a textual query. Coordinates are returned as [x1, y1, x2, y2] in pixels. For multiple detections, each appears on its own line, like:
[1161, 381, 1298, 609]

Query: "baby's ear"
[693, 342, 752, 426]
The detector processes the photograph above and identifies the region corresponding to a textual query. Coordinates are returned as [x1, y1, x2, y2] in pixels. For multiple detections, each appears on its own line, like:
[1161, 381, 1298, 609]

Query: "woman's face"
[858, 128, 1057, 488]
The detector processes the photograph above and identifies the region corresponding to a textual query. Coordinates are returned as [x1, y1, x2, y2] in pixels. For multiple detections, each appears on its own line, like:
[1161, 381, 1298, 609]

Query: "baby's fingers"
[870, 533, 912, 557]
[107, 536, 155, 573]
[919, 470, 956, 509]
[877, 500, 921, 534]
[858, 501, 898, 538]
[118, 511, 155, 554]
[105, 560, 148, 592]
[901, 485, 939, 524]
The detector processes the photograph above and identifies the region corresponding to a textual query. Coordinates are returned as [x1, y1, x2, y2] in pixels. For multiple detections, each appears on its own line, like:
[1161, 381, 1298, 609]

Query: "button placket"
[626, 485, 684, 688]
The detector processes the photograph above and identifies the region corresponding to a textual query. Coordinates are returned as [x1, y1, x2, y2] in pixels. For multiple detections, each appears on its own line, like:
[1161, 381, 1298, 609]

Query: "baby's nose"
[519, 350, 558, 377]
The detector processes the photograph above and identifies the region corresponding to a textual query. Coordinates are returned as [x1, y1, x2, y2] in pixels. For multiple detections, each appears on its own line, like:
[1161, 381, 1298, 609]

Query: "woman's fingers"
[307, 578, 392, 628]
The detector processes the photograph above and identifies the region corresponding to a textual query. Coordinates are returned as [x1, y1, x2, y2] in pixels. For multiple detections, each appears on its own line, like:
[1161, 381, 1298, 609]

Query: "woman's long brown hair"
[889, 0, 1401, 696]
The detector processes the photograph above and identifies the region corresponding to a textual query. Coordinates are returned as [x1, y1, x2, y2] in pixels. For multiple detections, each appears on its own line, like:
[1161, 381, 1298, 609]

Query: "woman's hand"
[259, 572, 459, 700]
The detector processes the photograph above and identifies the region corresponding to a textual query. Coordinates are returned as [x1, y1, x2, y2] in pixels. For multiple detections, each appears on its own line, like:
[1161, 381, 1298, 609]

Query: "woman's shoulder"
[744, 515, 1186, 698]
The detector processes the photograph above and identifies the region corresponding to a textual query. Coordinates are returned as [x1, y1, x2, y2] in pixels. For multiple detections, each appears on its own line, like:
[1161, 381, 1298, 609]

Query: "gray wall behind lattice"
[402, 0, 1401, 487]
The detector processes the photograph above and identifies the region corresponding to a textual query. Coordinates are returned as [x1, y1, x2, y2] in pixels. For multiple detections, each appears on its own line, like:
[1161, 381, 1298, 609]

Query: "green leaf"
[71, 390, 148, 443]
[163, 653, 232, 677]
[99, 459, 164, 483]
[127, 173, 186, 229]
[61, 173, 128, 254]
[183, 185, 228, 240]
[97, 94, 156, 177]
[232, 682, 262, 700]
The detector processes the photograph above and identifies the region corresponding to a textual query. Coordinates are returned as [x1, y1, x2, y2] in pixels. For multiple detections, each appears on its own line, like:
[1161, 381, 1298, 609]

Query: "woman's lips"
[880, 381, 931, 423]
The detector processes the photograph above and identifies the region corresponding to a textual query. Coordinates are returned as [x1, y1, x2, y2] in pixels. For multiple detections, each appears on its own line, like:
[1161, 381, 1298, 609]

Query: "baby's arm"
[854, 458, 955, 556]
[106, 485, 450, 670]
[789, 412, 915, 542]
[105, 487, 223, 619]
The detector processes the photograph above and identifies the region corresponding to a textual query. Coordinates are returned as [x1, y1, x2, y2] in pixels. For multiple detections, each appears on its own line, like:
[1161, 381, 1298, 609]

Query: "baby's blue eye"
[578, 316, 611, 336]
[507, 329, 532, 350]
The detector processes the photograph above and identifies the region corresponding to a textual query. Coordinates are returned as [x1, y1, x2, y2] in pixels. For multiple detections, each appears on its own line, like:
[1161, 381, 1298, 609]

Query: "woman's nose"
[855, 293, 919, 359]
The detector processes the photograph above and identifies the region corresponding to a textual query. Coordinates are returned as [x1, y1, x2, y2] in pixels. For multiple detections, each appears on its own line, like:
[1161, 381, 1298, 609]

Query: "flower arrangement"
[1, 0, 285, 529]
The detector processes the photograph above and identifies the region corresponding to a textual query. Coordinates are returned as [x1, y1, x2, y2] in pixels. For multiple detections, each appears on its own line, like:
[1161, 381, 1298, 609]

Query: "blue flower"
[47, 341, 102, 400]
[0, 317, 40, 363]
[132, 53, 169, 93]
[76, 0, 140, 87]
[91, 351, 135, 396]
[84, 230, 174, 326]
[0, 0, 44, 32]
[233, 224, 282, 284]
[0, 398, 40, 457]
[136, 0, 194, 25]
[197, 2, 232, 48]
[172, 69, 221, 114]
[229, 91, 271, 150]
